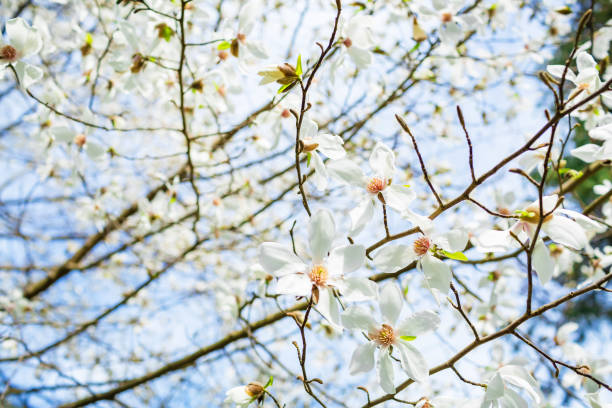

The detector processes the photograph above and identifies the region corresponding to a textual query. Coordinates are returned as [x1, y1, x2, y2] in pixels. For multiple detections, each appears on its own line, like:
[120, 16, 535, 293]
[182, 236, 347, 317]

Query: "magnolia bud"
[245, 382, 264, 398]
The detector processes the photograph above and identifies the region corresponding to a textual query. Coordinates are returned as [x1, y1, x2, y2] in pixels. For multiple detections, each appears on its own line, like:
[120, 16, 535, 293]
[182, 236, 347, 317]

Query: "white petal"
[349, 198, 375, 236]
[485, 373, 505, 401]
[309, 209, 335, 263]
[397, 341, 429, 383]
[310, 151, 329, 191]
[275, 273, 312, 296]
[397, 310, 440, 337]
[373, 244, 417, 273]
[6, 18, 42, 57]
[347, 46, 372, 68]
[498, 365, 542, 405]
[589, 123, 612, 141]
[314, 133, 346, 160]
[342, 305, 378, 331]
[340, 277, 378, 302]
[258, 242, 305, 275]
[378, 351, 395, 394]
[532, 239, 554, 285]
[379, 282, 403, 324]
[571, 144, 601, 163]
[349, 341, 376, 374]
[316, 287, 341, 328]
[546, 64, 576, 82]
[577, 51, 596, 72]
[474, 229, 514, 253]
[542, 216, 587, 250]
[327, 244, 365, 275]
[382, 185, 415, 213]
[421, 253, 451, 295]
[444, 229, 468, 252]
[300, 115, 318, 139]
[369, 142, 395, 180]
[14, 60, 42, 88]
[556, 209, 606, 233]
[327, 159, 366, 187]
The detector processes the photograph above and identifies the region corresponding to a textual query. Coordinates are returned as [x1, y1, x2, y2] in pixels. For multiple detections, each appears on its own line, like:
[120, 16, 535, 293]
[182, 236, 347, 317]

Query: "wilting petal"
[259, 242, 305, 275]
[397, 310, 440, 337]
[342, 305, 378, 331]
[373, 244, 417, 273]
[377, 351, 395, 394]
[397, 341, 428, 382]
[327, 244, 365, 275]
[309, 209, 335, 263]
[379, 282, 403, 324]
[349, 341, 376, 375]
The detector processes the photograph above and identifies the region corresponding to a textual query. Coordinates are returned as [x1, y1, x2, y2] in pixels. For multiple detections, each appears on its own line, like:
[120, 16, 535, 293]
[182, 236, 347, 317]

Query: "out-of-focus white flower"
[572, 123, 612, 163]
[225, 382, 265, 407]
[340, 15, 374, 68]
[0, 18, 43, 88]
[342, 282, 440, 393]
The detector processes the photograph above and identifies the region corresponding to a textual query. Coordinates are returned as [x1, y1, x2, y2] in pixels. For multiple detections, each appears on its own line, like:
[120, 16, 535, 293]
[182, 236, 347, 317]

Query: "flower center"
[370, 324, 396, 347]
[413, 236, 431, 256]
[236, 33, 246, 43]
[366, 177, 386, 194]
[0, 45, 18, 62]
[343, 38, 352, 48]
[520, 204, 554, 224]
[441, 12, 453, 23]
[308, 265, 328, 287]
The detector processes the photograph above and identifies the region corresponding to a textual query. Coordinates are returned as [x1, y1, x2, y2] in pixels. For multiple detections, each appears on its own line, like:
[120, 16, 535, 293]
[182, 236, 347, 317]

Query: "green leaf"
[160, 25, 174, 42]
[296, 54, 303, 77]
[403, 184, 411, 188]
[85, 32, 93, 46]
[400, 335, 416, 341]
[306, 152, 312, 167]
[217, 41, 231, 50]
[265, 376, 273, 388]
[277, 81, 294, 94]
[440, 250, 468, 261]
[409, 42, 421, 53]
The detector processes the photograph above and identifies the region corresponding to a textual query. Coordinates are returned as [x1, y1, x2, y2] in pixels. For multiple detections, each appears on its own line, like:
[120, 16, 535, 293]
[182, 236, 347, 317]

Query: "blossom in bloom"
[300, 114, 346, 190]
[547, 52, 612, 108]
[224, 0, 267, 65]
[342, 282, 440, 393]
[259, 209, 375, 326]
[340, 15, 374, 68]
[416, 0, 481, 50]
[225, 382, 265, 407]
[482, 365, 543, 408]
[327, 142, 415, 235]
[571, 123, 612, 163]
[0, 18, 43, 88]
[373, 217, 467, 301]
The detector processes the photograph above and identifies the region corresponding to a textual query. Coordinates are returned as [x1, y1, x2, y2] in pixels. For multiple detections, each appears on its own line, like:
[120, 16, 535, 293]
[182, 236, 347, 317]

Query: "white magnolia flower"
[0, 18, 43, 88]
[340, 15, 374, 68]
[342, 282, 440, 394]
[300, 114, 346, 190]
[226, 0, 267, 65]
[258, 209, 375, 326]
[373, 217, 467, 301]
[572, 123, 612, 163]
[225, 382, 264, 407]
[417, 0, 481, 48]
[518, 143, 561, 176]
[478, 195, 603, 252]
[482, 365, 543, 408]
[547, 52, 612, 108]
[328, 142, 416, 235]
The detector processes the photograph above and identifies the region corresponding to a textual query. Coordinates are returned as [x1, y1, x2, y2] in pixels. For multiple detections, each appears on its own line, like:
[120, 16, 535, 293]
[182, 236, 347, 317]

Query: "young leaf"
[400, 335, 416, 341]
[306, 152, 312, 167]
[265, 375, 273, 388]
[440, 250, 468, 261]
[296, 54, 303, 77]
[217, 41, 231, 50]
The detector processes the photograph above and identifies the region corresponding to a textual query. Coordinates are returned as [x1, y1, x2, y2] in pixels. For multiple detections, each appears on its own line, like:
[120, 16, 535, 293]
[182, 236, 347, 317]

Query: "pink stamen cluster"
[308, 265, 328, 287]
[413, 236, 431, 256]
[366, 177, 386, 194]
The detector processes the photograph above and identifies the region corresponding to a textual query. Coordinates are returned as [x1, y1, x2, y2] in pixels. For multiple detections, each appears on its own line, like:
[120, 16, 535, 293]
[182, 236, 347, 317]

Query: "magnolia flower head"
[342, 282, 440, 393]
[225, 382, 265, 407]
[1, 18, 43, 88]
